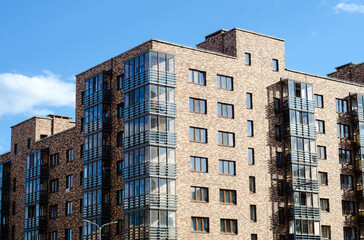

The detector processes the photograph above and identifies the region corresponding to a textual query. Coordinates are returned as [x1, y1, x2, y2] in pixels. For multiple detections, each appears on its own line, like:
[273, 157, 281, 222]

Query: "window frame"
[220, 219, 238, 234]
[314, 94, 323, 108]
[216, 74, 233, 91]
[66, 148, 74, 162]
[315, 120, 325, 133]
[245, 52, 251, 66]
[320, 198, 330, 212]
[190, 98, 207, 114]
[250, 205, 257, 222]
[218, 131, 235, 147]
[190, 127, 207, 143]
[191, 186, 209, 202]
[317, 146, 326, 159]
[336, 98, 348, 114]
[247, 120, 254, 137]
[249, 176, 256, 193]
[190, 156, 208, 172]
[219, 189, 237, 204]
[189, 69, 206, 85]
[217, 102, 234, 118]
[272, 59, 279, 71]
[191, 217, 209, 233]
[219, 160, 236, 175]
[319, 172, 328, 185]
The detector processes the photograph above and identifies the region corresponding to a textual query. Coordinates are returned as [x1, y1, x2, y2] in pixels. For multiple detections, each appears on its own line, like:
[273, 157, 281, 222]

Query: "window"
[342, 201, 355, 215]
[249, 176, 256, 193]
[320, 198, 329, 212]
[12, 202, 15, 215]
[340, 175, 353, 190]
[339, 149, 351, 164]
[117, 132, 122, 147]
[65, 229, 72, 240]
[117, 220, 122, 235]
[191, 217, 209, 232]
[315, 120, 325, 133]
[27, 138, 31, 149]
[344, 227, 356, 240]
[189, 98, 207, 114]
[250, 205, 257, 221]
[219, 160, 235, 175]
[220, 189, 237, 204]
[272, 59, 279, 71]
[117, 161, 122, 175]
[50, 179, 58, 192]
[276, 152, 282, 168]
[248, 148, 255, 165]
[314, 94, 323, 108]
[191, 187, 208, 202]
[251, 234, 258, 240]
[80, 145, 83, 159]
[13, 178, 16, 192]
[66, 202, 72, 216]
[117, 104, 123, 118]
[274, 98, 280, 113]
[317, 146, 326, 159]
[337, 124, 350, 138]
[336, 98, 348, 114]
[190, 127, 207, 143]
[217, 75, 233, 90]
[189, 69, 206, 85]
[275, 125, 281, 141]
[321, 225, 331, 239]
[245, 52, 251, 65]
[117, 75, 123, 89]
[117, 190, 122, 205]
[277, 182, 284, 196]
[220, 219, 237, 234]
[190, 156, 208, 172]
[319, 172, 328, 185]
[40, 134, 48, 139]
[218, 103, 234, 118]
[218, 131, 235, 146]
[49, 231, 57, 240]
[247, 120, 254, 136]
[49, 205, 58, 219]
[66, 175, 73, 189]
[14, 144, 18, 155]
[51, 153, 59, 166]
[278, 207, 285, 223]
[66, 149, 73, 162]
[246, 93, 253, 109]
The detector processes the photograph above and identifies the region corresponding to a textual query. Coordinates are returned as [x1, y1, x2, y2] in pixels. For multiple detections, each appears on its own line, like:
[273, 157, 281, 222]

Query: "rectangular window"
[337, 124, 350, 138]
[189, 98, 207, 114]
[274, 98, 280, 113]
[277, 182, 284, 196]
[245, 52, 251, 65]
[66, 201, 72, 216]
[49, 205, 58, 219]
[319, 172, 328, 185]
[117, 75, 123, 89]
[278, 207, 285, 223]
[248, 148, 255, 165]
[344, 227, 356, 240]
[218, 103, 234, 118]
[314, 94, 323, 108]
[342, 201, 355, 215]
[321, 225, 331, 239]
[336, 98, 348, 114]
[190, 156, 208, 172]
[249, 176, 256, 193]
[340, 175, 353, 190]
[189, 69, 206, 85]
[317, 146, 326, 159]
[12, 202, 15, 215]
[51, 153, 59, 166]
[220, 219, 237, 234]
[320, 198, 330, 212]
[117, 220, 122, 235]
[246, 93, 252, 109]
[49, 231, 58, 240]
[66, 175, 73, 189]
[50, 179, 58, 193]
[218, 131, 235, 146]
[219, 160, 235, 175]
[191, 186, 208, 202]
[247, 120, 254, 136]
[117, 161, 122, 175]
[14, 144, 18, 155]
[191, 217, 209, 232]
[272, 59, 279, 71]
[190, 127, 207, 143]
[27, 138, 31, 149]
[220, 189, 237, 204]
[65, 229, 72, 240]
[117, 190, 122, 205]
[275, 125, 281, 141]
[315, 120, 325, 133]
[117, 132, 122, 147]
[276, 152, 282, 168]
[117, 104, 123, 118]
[251, 234, 258, 240]
[250, 205, 257, 222]
[66, 149, 73, 162]
[339, 149, 351, 164]
[217, 75, 233, 90]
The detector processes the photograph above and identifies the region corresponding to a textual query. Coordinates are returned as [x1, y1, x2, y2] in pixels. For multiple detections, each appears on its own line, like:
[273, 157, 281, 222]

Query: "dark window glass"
[190, 156, 208, 172]
[272, 59, 279, 71]
[245, 53, 251, 65]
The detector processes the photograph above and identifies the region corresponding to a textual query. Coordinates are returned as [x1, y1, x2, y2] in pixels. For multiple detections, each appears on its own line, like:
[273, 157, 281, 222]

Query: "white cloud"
[0, 71, 75, 117]
[335, 2, 364, 14]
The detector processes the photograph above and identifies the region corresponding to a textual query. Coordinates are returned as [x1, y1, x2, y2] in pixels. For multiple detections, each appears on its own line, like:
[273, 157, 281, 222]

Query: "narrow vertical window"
[247, 121, 254, 136]
[248, 148, 255, 165]
[250, 205, 257, 221]
[272, 59, 279, 71]
[246, 93, 252, 109]
[249, 176, 256, 193]
[245, 53, 251, 65]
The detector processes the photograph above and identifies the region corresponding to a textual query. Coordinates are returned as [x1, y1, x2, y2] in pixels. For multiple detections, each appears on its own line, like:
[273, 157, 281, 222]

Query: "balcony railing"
[0, 177, 10, 190]
[83, 89, 111, 107]
[285, 151, 318, 165]
[83, 174, 110, 190]
[82, 203, 110, 218]
[83, 117, 112, 134]
[123, 70, 176, 92]
[0, 225, 9, 239]
[122, 226, 177, 240]
[25, 164, 49, 180]
[81, 232, 110, 240]
[122, 162, 177, 180]
[283, 123, 316, 139]
[24, 216, 47, 230]
[288, 234, 321, 240]
[83, 146, 111, 162]
[287, 206, 320, 220]
[0, 201, 9, 213]
[287, 178, 319, 193]
[123, 131, 176, 150]
[123, 193, 177, 211]
[283, 96, 315, 112]
[123, 100, 176, 120]
[25, 190, 48, 205]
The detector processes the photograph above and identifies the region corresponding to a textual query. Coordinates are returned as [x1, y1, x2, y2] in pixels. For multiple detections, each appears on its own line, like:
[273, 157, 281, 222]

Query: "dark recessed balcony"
[83, 117, 112, 134]
[0, 201, 9, 213]
[82, 174, 110, 190]
[0, 177, 10, 190]
[25, 164, 49, 180]
[24, 216, 47, 230]
[25, 190, 48, 205]
[83, 146, 111, 162]
[82, 203, 110, 219]
[0, 225, 9, 239]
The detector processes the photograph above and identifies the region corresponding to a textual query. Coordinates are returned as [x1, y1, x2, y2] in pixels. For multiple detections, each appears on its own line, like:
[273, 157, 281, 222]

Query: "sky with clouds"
[0, 0, 364, 153]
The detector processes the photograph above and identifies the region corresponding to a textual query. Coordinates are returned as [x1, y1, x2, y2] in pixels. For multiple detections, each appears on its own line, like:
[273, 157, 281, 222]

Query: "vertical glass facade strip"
[122, 51, 177, 240]
[0, 162, 10, 239]
[282, 79, 321, 240]
[82, 72, 112, 240]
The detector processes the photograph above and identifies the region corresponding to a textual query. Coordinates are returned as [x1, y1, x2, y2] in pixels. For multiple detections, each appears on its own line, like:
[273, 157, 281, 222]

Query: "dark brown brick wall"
[328, 62, 364, 84]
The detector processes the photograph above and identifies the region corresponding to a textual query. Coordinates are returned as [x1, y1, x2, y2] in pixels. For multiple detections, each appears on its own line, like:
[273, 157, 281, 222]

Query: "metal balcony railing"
[123, 193, 177, 211]
[82, 203, 110, 218]
[83, 146, 111, 162]
[287, 206, 320, 220]
[0, 225, 9, 239]
[82, 174, 110, 190]
[123, 70, 176, 92]
[283, 96, 315, 112]
[123, 100, 176, 120]
[0, 177, 10, 190]
[24, 216, 47, 230]
[81, 232, 110, 240]
[83, 90, 111, 107]
[25, 164, 49, 180]
[123, 131, 176, 150]
[288, 234, 321, 240]
[122, 162, 177, 180]
[122, 226, 177, 240]
[286, 151, 318, 165]
[283, 123, 316, 139]
[83, 117, 111, 134]
[25, 190, 48, 205]
[0, 201, 9, 213]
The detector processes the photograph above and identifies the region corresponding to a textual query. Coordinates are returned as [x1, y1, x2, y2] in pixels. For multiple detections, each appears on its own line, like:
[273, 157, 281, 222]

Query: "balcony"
[285, 151, 318, 165]
[24, 216, 47, 230]
[123, 100, 176, 120]
[283, 96, 315, 112]
[82, 232, 110, 240]
[83, 174, 110, 190]
[83, 146, 111, 162]
[123, 69, 176, 92]
[25, 164, 49, 180]
[288, 234, 321, 240]
[0, 201, 9, 213]
[288, 178, 319, 193]
[82, 203, 110, 218]
[83, 117, 112, 134]
[123, 131, 176, 150]
[287, 205, 320, 220]
[123, 226, 177, 240]
[122, 162, 177, 180]
[25, 190, 48, 205]
[0, 177, 10, 190]
[283, 123, 316, 139]
[83, 89, 111, 107]
[0, 225, 9, 239]
[123, 193, 177, 211]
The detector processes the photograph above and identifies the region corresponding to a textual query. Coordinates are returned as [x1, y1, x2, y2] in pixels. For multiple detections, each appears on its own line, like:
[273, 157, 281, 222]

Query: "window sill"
[218, 173, 236, 177]
[191, 231, 209, 234]
[218, 116, 234, 119]
[190, 111, 207, 115]
[216, 87, 233, 91]
[188, 82, 206, 86]
[218, 144, 235, 148]
[221, 232, 238, 235]
[190, 140, 208, 144]
[220, 202, 237, 206]
[190, 170, 208, 173]
[191, 200, 209, 204]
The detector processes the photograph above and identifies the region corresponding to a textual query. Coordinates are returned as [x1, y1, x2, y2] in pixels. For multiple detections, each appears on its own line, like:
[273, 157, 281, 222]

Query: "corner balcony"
[289, 178, 319, 193]
[83, 146, 111, 162]
[123, 131, 176, 150]
[25, 164, 49, 180]
[123, 70, 176, 92]
[123, 100, 176, 121]
[82, 174, 110, 190]
[83, 117, 112, 134]
[287, 205, 320, 220]
[283, 123, 316, 139]
[123, 193, 177, 211]
[122, 162, 177, 180]
[25, 190, 48, 205]
[83, 89, 111, 107]
[123, 226, 177, 240]
[285, 151, 318, 165]
[283, 96, 315, 112]
[24, 216, 47, 230]
[82, 203, 110, 219]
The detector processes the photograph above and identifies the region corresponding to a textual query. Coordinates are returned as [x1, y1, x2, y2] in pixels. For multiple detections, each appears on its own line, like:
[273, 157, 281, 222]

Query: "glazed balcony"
[24, 216, 47, 230]
[25, 190, 48, 205]
[83, 146, 111, 162]
[123, 193, 177, 211]
[287, 205, 320, 220]
[123, 130, 176, 150]
[285, 151, 318, 165]
[283, 96, 315, 112]
[123, 70, 176, 92]
[122, 162, 177, 180]
[123, 100, 176, 121]
[82, 233, 110, 240]
[82, 203, 110, 219]
[83, 117, 112, 134]
[82, 174, 110, 190]
[283, 123, 316, 139]
[25, 164, 49, 180]
[83, 89, 111, 107]
[123, 226, 177, 240]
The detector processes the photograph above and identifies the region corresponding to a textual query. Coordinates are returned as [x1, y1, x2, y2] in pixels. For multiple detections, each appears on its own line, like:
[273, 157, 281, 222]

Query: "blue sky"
[1, 0, 364, 153]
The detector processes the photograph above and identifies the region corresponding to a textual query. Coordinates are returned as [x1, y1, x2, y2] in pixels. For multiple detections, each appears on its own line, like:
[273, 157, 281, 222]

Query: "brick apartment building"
[1, 28, 364, 240]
